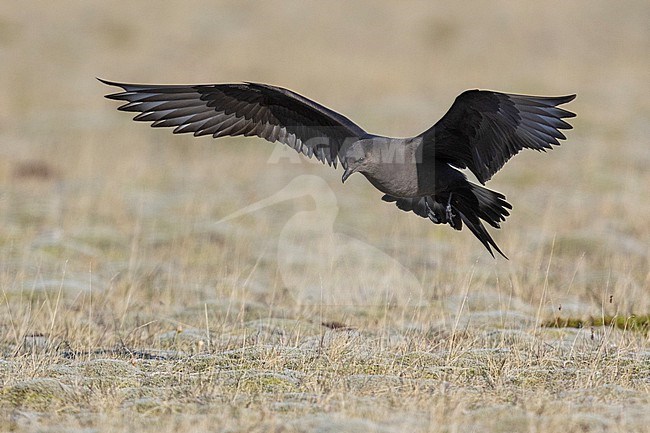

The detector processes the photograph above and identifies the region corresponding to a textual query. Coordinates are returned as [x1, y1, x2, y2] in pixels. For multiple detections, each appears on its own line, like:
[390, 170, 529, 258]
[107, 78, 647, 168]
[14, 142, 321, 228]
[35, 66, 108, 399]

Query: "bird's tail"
[442, 183, 512, 258]
[382, 183, 512, 258]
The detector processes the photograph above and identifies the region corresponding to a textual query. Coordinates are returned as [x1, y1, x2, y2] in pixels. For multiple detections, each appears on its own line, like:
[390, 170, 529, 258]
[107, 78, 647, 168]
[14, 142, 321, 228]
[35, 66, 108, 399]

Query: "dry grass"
[0, 1, 649, 432]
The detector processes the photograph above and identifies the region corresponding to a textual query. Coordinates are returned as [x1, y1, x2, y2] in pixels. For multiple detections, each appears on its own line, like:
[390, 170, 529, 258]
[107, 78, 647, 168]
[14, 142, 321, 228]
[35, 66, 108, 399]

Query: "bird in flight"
[100, 79, 575, 258]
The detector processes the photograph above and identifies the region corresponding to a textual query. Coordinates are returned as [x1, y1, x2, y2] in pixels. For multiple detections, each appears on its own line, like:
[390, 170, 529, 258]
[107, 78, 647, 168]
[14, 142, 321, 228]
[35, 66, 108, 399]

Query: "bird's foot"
[445, 194, 455, 222]
[425, 202, 437, 223]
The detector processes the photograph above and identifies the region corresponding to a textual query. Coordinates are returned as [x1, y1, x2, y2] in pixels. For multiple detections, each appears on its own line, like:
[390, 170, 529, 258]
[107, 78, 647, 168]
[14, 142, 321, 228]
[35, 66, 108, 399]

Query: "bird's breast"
[362, 163, 421, 198]
[362, 160, 463, 198]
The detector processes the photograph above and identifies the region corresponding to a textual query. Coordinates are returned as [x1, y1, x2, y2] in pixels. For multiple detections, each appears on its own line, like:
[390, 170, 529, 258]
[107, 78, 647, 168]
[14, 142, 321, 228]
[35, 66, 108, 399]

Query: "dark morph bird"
[100, 78, 575, 258]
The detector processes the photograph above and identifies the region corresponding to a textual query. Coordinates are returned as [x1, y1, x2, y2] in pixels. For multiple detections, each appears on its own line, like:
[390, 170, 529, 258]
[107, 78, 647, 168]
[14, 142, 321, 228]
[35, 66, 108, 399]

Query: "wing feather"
[100, 79, 367, 168]
[421, 90, 575, 183]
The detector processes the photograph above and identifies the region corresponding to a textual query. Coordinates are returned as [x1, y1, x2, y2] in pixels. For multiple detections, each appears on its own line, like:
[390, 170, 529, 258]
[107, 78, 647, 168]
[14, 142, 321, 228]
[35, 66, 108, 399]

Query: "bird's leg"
[445, 193, 455, 222]
[425, 199, 440, 223]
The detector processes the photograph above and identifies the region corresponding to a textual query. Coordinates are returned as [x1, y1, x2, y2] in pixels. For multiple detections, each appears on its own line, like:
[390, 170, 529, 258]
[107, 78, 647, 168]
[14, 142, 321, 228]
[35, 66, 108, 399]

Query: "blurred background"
[0, 0, 648, 315]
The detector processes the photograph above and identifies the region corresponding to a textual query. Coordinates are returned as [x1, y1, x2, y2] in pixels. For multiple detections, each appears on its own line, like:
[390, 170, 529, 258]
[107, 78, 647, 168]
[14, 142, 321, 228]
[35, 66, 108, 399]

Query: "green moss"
[542, 315, 650, 334]
[1, 378, 74, 409]
[238, 372, 299, 394]
[171, 355, 234, 373]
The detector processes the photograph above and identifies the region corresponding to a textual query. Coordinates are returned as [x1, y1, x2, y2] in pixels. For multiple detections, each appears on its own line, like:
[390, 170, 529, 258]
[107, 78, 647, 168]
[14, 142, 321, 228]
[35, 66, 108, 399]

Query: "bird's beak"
[342, 166, 355, 183]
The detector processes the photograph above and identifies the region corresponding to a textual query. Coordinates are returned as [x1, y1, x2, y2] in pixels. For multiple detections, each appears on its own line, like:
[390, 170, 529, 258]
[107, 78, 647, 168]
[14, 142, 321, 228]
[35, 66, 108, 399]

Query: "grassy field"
[0, 1, 649, 432]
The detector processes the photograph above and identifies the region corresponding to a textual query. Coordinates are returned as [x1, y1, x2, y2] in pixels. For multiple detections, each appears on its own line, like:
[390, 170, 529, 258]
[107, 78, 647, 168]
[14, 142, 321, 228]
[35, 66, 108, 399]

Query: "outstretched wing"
[421, 90, 576, 184]
[100, 79, 367, 168]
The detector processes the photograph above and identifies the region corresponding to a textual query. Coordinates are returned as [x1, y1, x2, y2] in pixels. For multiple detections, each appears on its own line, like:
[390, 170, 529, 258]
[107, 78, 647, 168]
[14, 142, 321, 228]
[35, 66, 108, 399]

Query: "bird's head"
[341, 140, 373, 183]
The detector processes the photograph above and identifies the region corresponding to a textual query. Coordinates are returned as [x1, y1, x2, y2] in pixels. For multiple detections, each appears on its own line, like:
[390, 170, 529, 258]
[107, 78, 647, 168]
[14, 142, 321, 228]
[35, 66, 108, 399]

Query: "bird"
[100, 78, 576, 258]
